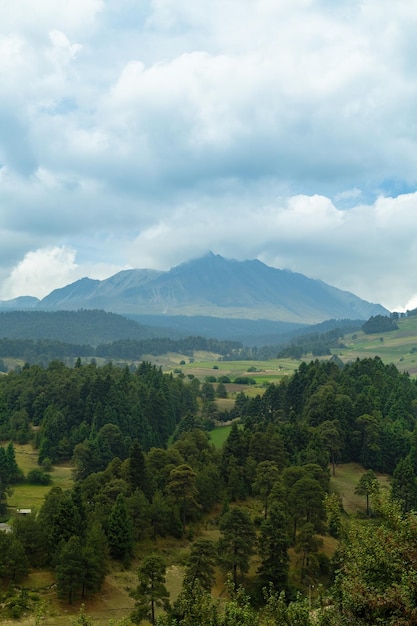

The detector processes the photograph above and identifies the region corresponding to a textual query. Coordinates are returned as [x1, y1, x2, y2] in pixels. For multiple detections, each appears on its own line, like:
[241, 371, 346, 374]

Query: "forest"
[2, 356, 417, 624]
[0, 309, 368, 366]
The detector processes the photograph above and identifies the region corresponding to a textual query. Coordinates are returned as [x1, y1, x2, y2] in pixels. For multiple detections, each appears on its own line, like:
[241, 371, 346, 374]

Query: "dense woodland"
[0, 310, 367, 366]
[2, 357, 417, 624]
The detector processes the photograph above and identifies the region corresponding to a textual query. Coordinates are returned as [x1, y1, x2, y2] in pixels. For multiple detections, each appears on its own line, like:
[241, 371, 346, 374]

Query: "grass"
[5, 443, 73, 517]
[174, 357, 300, 388]
[209, 425, 233, 448]
[330, 462, 390, 515]
[333, 316, 417, 376]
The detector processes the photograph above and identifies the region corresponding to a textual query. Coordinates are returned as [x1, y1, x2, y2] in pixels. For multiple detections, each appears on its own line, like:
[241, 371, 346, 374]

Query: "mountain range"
[0, 253, 388, 324]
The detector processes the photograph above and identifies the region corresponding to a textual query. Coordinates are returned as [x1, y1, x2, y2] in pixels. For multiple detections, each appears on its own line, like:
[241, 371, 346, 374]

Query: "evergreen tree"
[183, 538, 217, 592]
[0, 533, 29, 583]
[167, 464, 200, 534]
[171, 578, 219, 626]
[288, 477, 326, 541]
[294, 522, 323, 585]
[354, 469, 379, 516]
[105, 493, 133, 563]
[56, 536, 84, 604]
[317, 420, 341, 477]
[391, 456, 417, 512]
[13, 512, 48, 567]
[81, 521, 109, 597]
[256, 504, 290, 596]
[130, 555, 170, 625]
[218, 506, 256, 590]
[129, 439, 150, 498]
[6, 441, 23, 483]
[252, 460, 280, 519]
[37, 487, 81, 562]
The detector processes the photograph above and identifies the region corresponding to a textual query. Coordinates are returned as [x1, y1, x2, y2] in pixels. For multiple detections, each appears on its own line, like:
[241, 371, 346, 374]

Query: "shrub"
[26, 469, 52, 485]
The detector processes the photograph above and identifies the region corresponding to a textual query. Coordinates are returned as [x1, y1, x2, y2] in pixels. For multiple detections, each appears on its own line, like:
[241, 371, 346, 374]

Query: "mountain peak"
[24, 254, 389, 323]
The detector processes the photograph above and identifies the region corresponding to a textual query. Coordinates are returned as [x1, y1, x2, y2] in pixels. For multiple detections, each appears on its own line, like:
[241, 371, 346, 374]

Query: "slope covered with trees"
[1, 356, 417, 624]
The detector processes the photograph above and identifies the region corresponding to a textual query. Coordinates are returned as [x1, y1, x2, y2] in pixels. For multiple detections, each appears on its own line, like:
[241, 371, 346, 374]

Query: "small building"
[16, 508, 32, 515]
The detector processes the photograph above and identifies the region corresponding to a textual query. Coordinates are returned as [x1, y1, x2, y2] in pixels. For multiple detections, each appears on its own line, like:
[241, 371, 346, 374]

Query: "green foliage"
[12, 512, 48, 567]
[183, 538, 217, 592]
[218, 506, 256, 590]
[37, 486, 83, 561]
[167, 464, 200, 534]
[71, 604, 93, 625]
[56, 536, 85, 604]
[362, 314, 399, 334]
[105, 493, 133, 563]
[130, 554, 170, 625]
[252, 460, 281, 519]
[257, 504, 290, 596]
[4, 353, 417, 622]
[0, 532, 29, 583]
[333, 495, 417, 624]
[56, 523, 108, 605]
[170, 578, 219, 626]
[26, 468, 52, 485]
[391, 455, 417, 512]
[354, 469, 379, 516]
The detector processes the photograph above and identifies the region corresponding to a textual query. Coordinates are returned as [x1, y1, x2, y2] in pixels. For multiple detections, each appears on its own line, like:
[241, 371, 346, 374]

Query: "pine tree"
[218, 506, 256, 590]
[129, 439, 150, 498]
[183, 538, 217, 592]
[105, 493, 133, 563]
[56, 536, 84, 604]
[81, 521, 109, 597]
[252, 460, 280, 519]
[354, 469, 379, 516]
[391, 456, 417, 512]
[257, 504, 290, 595]
[130, 555, 170, 625]
[6, 441, 22, 483]
[167, 464, 200, 534]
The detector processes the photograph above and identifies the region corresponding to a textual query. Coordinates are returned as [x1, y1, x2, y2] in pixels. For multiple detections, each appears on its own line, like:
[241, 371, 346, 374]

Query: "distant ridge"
[0, 253, 389, 324]
[0, 296, 40, 310]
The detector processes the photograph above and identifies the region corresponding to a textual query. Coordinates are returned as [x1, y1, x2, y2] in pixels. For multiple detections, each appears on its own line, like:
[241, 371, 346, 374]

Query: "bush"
[26, 469, 52, 485]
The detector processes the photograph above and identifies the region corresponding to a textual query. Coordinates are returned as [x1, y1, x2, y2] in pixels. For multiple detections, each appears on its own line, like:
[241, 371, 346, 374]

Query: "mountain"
[0, 296, 40, 310]
[35, 253, 388, 324]
[0, 309, 163, 346]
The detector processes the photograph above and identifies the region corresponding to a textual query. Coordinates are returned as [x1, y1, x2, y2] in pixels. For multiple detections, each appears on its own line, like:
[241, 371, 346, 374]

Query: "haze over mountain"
[0, 254, 388, 325]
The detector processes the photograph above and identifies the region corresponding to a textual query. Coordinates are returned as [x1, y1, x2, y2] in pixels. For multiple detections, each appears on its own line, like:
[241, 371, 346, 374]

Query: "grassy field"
[170, 316, 417, 382]
[208, 425, 233, 448]
[330, 462, 390, 515]
[333, 316, 417, 375]
[5, 443, 73, 516]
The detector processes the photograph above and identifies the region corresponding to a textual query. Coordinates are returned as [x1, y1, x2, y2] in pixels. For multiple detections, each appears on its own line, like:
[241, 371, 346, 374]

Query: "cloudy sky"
[1, 0, 417, 311]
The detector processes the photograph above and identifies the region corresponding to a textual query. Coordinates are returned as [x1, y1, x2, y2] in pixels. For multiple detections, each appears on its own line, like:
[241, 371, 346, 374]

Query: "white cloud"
[1, 1, 103, 38]
[1, 0, 417, 310]
[1, 247, 81, 300]
[0, 247, 126, 300]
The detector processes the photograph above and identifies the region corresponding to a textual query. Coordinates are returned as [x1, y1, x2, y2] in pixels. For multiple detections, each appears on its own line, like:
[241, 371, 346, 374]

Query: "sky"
[1, 0, 417, 311]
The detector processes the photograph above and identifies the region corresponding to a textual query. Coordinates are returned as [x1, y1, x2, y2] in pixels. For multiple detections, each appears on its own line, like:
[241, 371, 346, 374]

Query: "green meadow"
[5, 443, 73, 515]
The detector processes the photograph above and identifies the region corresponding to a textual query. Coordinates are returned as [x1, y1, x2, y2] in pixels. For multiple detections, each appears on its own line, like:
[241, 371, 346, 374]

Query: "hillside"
[0, 309, 160, 346]
[334, 314, 417, 375]
[13, 253, 388, 324]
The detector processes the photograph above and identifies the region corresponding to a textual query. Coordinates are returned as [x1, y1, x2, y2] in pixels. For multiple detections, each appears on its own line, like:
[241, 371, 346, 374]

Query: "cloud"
[0, 247, 126, 300]
[1, 0, 417, 310]
[127, 190, 417, 310]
